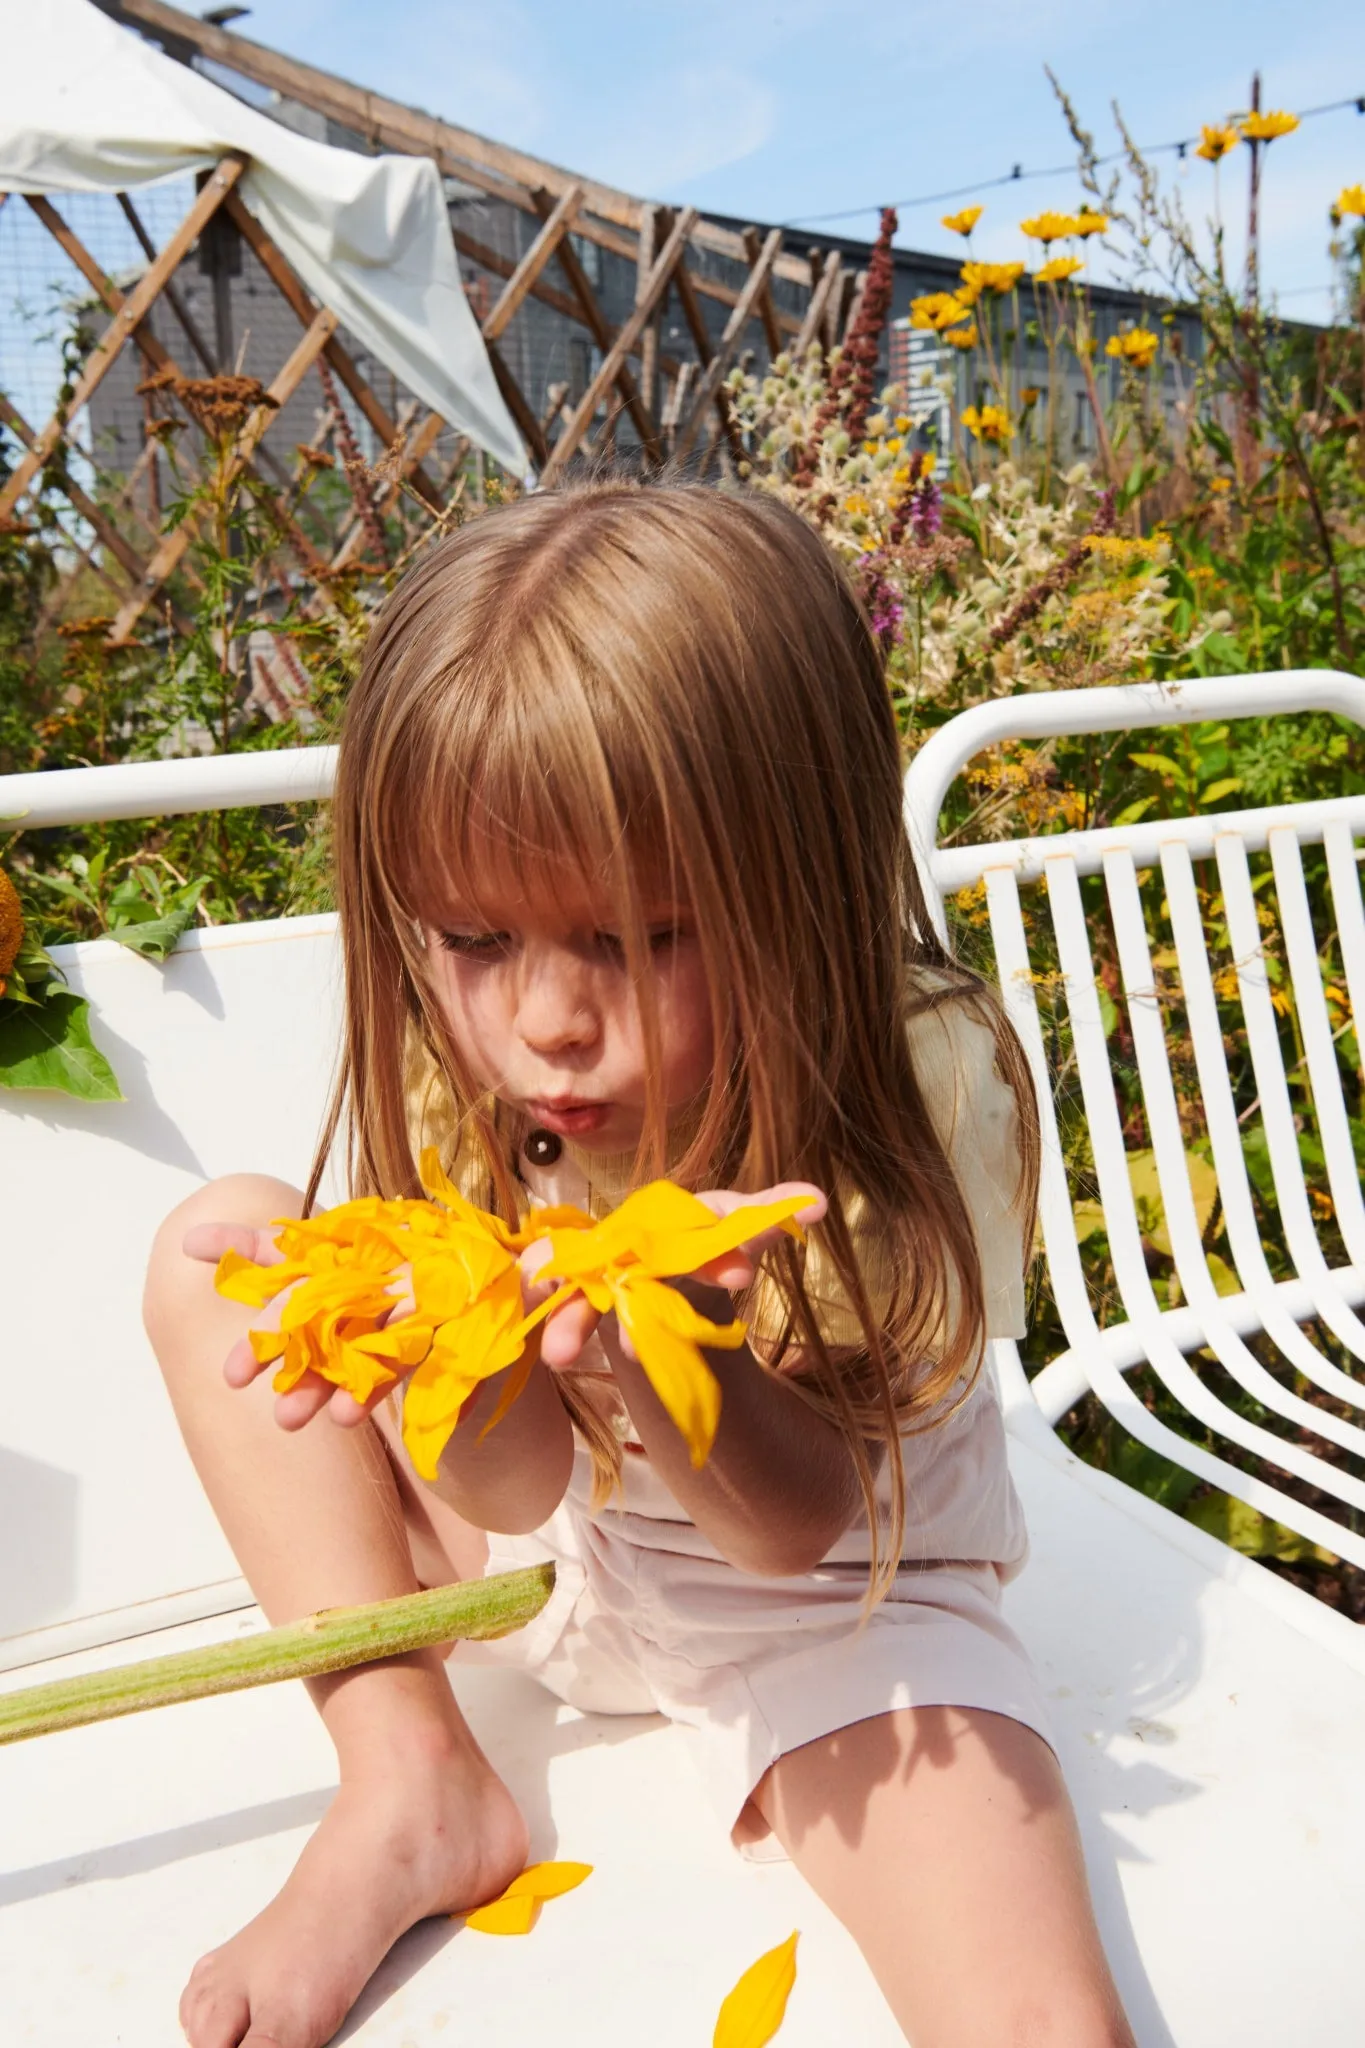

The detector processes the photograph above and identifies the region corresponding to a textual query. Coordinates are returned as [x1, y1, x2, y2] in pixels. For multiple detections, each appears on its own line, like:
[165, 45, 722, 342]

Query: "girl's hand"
[182, 1218, 412, 1432]
[529, 1181, 827, 1375]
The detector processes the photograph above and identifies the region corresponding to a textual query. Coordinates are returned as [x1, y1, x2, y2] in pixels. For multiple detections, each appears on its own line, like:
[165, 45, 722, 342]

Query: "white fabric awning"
[0, 0, 526, 475]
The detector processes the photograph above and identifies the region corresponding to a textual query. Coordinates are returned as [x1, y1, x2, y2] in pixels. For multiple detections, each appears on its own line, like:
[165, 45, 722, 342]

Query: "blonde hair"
[311, 477, 1039, 1602]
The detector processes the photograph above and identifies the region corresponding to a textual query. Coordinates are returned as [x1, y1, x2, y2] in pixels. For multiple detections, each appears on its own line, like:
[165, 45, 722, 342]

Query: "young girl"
[144, 479, 1133, 2048]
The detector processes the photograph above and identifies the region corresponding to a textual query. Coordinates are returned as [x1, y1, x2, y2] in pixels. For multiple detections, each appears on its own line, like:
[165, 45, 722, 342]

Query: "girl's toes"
[179, 1963, 250, 2048]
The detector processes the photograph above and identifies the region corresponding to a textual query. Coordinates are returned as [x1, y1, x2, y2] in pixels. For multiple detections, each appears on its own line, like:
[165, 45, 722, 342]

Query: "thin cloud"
[578, 65, 777, 197]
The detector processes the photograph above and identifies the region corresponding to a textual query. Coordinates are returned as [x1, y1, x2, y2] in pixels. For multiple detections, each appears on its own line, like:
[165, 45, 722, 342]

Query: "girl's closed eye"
[593, 924, 682, 962]
[438, 929, 513, 959]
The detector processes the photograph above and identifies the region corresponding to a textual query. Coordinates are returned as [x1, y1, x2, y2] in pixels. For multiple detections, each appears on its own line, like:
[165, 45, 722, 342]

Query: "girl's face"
[424, 879, 714, 1154]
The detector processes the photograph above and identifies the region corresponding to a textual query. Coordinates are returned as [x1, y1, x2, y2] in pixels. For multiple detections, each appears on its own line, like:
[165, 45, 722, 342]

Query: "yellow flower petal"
[462, 1861, 592, 1934]
[465, 1894, 539, 1935]
[614, 1272, 739, 1466]
[214, 1247, 300, 1308]
[504, 1860, 594, 1900]
[248, 1327, 288, 1366]
[714, 1932, 800, 2047]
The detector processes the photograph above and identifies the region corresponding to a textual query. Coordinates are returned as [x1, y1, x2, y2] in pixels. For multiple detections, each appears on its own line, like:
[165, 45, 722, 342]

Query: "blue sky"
[232, 3, 1360, 320]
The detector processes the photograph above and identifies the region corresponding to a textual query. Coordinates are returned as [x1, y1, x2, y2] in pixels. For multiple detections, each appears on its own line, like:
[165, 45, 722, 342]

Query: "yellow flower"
[714, 1932, 800, 2047]
[943, 321, 979, 349]
[1337, 183, 1365, 217]
[1240, 109, 1299, 143]
[1036, 255, 1084, 284]
[1071, 210, 1109, 238]
[961, 402, 1011, 443]
[910, 290, 972, 332]
[960, 259, 1026, 296]
[941, 205, 983, 236]
[893, 413, 912, 431]
[1020, 385, 1041, 406]
[1209, 476, 1232, 493]
[1084, 533, 1164, 563]
[1105, 327, 1159, 370]
[219, 1163, 810, 1478]
[1195, 124, 1240, 162]
[0, 865, 22, 999]
[464, 1862, 592, 1936]
[1020, 210, 1079, 244]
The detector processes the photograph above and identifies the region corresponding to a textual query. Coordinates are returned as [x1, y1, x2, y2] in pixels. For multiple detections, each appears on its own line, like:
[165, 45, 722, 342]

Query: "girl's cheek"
[657, 947, 715, 1093]
[436, 965, 504, 1082]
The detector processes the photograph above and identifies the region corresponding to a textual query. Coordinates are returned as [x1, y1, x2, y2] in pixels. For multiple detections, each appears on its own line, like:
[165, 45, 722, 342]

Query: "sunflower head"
[0, 865, 23, 998]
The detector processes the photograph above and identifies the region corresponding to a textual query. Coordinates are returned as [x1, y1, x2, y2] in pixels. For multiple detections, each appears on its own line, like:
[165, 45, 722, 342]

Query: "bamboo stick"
[0, 1565, 554, 1746]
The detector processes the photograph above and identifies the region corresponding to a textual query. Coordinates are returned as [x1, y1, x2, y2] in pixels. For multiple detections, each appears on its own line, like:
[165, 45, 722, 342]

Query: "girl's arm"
[421, 1348, 575, 1535]
[597, 1282, 874, 1577]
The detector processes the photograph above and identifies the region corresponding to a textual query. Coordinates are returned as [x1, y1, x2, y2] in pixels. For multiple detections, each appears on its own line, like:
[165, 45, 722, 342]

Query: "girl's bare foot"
[179, 1732, 528, 2048]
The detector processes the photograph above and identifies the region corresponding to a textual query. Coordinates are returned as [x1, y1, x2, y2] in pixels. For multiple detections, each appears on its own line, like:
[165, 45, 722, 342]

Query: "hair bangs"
[375, 615, 686, 941]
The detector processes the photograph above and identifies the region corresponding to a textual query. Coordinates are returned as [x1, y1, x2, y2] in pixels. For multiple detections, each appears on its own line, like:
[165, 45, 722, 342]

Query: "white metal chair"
[3, 675, 1364, 2045]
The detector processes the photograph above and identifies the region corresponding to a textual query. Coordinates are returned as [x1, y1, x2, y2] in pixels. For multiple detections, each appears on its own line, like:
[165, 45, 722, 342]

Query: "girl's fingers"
[540, 1292, 603, 1372]
[328, 1384, 387, 1428]
[693, 1181, 827, 1267]
[273, 1373, 339, 1432]
[222, 1332, 270, 1389]
[695, 1250, 756, 1290]
[184, 1219, 285, 1268]
[519, 1238, 605, 1373]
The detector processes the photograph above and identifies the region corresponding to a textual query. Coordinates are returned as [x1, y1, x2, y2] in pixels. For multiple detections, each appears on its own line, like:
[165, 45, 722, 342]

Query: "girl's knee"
[143, 1174, 303, 1338]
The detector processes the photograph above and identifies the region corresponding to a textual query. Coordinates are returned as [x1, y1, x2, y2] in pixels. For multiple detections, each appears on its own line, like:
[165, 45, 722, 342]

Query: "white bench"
[3, 676, 1364, 2044]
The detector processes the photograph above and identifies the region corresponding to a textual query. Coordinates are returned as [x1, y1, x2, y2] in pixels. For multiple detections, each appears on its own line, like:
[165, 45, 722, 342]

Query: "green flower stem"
[0, 1565, 554, 1746]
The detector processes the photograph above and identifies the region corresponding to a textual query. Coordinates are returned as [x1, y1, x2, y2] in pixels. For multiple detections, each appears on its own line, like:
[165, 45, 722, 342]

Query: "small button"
[524, 1127, 563, 1167]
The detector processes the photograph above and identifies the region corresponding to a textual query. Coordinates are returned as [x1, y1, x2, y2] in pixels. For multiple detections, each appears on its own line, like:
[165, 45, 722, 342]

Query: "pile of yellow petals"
[529, 1179, 809, 1468]
[215, 1150, 807, 1480]
[1106, 326, 1159, 371]
[714, 1932, 800, 2047]
[463, 1861, 592, 1935]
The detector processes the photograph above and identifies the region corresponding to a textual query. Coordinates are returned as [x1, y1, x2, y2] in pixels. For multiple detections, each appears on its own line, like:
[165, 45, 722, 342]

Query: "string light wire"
[786, 92, 1365, 228]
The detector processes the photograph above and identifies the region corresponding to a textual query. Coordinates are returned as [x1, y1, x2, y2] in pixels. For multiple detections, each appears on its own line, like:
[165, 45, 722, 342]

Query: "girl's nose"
[514, 948, 601, 1057]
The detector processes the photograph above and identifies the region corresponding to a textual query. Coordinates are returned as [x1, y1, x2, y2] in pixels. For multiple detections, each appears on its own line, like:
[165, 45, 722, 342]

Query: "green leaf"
[1205, 1252, 1241, 1298]
[1073, 1198, 1108, 1243]
[0, 991, 122, 1100]
[1126, 1146, 1219, 1254]
[1199, 777, 1243, 805]
[1112, 795, 1156, 827]
[1186, 1494, 1333, 1564]
[109, 904, 198, 962]
[1128, 752, 1182, 777]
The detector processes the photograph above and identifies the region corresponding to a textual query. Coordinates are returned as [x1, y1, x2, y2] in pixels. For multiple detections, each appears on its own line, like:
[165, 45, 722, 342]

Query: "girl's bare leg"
[144, 1175, 528, 2048]
[750, 1706, 1135, 2048]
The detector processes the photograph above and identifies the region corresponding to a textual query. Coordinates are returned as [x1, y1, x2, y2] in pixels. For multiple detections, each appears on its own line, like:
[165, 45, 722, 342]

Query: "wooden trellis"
[1, 0, 867, 647]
